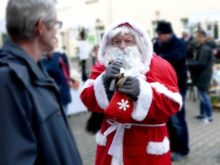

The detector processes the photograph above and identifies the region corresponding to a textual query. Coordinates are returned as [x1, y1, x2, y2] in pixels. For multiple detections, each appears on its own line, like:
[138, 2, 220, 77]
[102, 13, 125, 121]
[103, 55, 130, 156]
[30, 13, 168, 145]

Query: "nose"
[119, 41, 127, 49]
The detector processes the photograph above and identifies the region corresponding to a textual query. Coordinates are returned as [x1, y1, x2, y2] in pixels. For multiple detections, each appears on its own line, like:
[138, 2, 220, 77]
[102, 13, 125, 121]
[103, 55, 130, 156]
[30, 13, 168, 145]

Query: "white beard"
[104, 46, 146, 78]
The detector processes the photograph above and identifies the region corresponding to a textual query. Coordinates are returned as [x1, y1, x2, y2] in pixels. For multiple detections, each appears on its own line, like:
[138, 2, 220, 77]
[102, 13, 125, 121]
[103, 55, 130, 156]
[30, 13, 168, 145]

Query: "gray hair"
[6, 0, 57, 41]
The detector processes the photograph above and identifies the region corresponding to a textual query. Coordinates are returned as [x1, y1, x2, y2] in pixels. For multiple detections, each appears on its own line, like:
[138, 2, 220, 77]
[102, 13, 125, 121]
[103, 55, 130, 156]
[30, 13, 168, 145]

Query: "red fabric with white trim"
[105, 92, 134, 123]
[80, 54, 180, 165]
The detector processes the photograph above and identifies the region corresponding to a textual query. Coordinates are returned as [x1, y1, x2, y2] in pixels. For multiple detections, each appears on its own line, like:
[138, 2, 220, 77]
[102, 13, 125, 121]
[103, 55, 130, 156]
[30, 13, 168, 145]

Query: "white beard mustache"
[104, 46, 146, 77]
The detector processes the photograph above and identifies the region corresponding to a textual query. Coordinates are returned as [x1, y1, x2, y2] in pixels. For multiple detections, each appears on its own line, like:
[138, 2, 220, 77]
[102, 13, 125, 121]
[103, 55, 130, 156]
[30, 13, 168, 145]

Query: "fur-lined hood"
[97, 20, 154, 73]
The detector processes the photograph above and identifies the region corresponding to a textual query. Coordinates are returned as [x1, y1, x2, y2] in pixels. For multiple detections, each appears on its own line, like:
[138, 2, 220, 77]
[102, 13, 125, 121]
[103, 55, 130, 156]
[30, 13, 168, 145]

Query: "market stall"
[210, 62, 220, 108]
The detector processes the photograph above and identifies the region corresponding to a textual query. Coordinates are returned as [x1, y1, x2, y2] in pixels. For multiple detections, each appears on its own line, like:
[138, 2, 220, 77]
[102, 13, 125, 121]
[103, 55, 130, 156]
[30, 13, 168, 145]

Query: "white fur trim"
[146, 137, 170, 155]
[93, 73, 109, 109]
[81, 79, 94, 90]
[111, 157, 123, 165]
[150, 82, 183, 110]
[96, 131, 107, 146]
[132, 79, 153, 121]
[98, 20, 153, 74]
[80, 79, 94, 97]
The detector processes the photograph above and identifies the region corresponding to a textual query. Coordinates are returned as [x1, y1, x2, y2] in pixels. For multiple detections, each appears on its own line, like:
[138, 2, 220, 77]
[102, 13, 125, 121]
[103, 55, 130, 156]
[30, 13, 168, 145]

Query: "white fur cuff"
[132, 79, 153, 121]
[94, 73, 109, 110]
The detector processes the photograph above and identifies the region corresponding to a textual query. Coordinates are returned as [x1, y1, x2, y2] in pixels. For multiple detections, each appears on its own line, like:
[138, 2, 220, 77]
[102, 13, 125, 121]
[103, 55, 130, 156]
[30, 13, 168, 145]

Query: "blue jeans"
[197, 88, 212, 118]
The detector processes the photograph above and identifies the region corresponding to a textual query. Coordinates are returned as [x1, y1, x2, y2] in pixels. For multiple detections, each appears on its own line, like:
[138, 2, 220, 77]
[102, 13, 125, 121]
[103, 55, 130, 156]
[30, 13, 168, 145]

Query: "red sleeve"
[131, 55, 182, 123]
[80, 63, 107, 113]
[148, 62, 181, 119]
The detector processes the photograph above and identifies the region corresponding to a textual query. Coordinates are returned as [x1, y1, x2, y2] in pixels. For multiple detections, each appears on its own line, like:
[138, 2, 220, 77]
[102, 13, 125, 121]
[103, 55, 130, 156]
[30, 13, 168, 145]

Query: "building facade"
[1, 0, 220, 55]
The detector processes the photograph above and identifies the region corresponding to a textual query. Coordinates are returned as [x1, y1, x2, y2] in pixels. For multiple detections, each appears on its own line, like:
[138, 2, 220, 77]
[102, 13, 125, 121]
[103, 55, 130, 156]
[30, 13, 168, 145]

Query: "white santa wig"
[98, 20, 154, 73]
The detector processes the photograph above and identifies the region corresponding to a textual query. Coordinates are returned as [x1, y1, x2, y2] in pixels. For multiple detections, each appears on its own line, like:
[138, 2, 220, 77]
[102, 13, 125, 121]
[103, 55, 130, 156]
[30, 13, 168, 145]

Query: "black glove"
[102, 61, 123, 84]
[118, 76, 140, 101]
[102, 61, 123, 100]
[86, 112, 104, 134]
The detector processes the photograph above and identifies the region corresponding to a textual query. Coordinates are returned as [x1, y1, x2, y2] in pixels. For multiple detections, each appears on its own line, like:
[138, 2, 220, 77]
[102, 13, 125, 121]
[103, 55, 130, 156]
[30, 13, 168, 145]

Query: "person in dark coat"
[187, 30, 214, 123]
[154, 21, 190, 161]
[41, 51, 72, 114]
[0, 0, 82, 164]
[78, 28, 89, 82]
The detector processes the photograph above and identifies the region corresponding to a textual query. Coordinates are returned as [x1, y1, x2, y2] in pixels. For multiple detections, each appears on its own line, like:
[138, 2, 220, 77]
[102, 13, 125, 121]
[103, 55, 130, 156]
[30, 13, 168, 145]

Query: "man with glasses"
[46, 20, 63, 30]
[0, 0, 82, 164]
[80, 20, 182, 165]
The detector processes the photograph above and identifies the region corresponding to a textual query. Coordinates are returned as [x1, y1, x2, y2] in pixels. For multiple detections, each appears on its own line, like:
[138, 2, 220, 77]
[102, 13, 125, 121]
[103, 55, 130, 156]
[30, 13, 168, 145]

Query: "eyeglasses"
[112, 38, 136, 47]
[46, 20, 63, 30]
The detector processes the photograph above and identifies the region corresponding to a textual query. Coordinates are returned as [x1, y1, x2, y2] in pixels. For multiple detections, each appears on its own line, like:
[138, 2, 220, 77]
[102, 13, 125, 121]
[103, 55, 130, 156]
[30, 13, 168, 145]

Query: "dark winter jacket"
[187, 43, 214, 91]
[182, 36, 194, 59]
[0, 41, 82, 165]
[154, 35, 187, 93]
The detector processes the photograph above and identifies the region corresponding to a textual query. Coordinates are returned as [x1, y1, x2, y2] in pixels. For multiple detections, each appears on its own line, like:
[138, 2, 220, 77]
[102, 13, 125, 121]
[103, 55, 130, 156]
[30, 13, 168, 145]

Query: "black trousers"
[81, 60, 88, 81]
[167, 91, 190, 155]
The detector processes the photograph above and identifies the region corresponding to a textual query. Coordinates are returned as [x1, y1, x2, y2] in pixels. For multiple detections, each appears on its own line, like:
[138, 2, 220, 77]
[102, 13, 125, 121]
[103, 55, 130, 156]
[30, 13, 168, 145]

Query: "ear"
[35, 18, 45, 36]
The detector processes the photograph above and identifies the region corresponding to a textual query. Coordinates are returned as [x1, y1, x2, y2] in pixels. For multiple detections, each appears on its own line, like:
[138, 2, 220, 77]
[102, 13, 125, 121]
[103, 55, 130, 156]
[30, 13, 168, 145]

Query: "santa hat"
[98, 19, 153, 74]
[156, 21, 173, 34]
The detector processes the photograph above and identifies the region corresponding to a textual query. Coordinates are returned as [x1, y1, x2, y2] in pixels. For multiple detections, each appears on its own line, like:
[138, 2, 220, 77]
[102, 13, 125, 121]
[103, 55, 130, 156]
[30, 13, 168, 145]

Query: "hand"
[103, 61, 123, 84]
[118, 76, 140, 101]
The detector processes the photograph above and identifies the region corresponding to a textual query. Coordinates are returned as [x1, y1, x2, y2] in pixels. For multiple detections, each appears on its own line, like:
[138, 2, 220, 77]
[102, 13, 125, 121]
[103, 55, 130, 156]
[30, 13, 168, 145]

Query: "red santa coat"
[80, 54, 182, 165]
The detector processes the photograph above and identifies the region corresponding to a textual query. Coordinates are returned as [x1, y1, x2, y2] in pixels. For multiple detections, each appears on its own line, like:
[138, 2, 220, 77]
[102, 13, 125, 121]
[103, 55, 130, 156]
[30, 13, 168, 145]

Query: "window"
[181, 18, 189, 29]
[214, 22, 219, 39]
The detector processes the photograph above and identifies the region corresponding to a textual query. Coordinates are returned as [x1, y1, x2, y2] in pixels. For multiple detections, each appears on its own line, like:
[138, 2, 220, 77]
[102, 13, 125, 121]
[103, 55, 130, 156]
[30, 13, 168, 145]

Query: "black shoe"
[194, 115, 205, 120]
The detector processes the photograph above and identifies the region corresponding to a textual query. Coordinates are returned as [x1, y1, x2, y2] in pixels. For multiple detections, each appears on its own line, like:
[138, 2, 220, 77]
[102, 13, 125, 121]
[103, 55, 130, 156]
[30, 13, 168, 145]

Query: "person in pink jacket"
[80, 20, 182, 165]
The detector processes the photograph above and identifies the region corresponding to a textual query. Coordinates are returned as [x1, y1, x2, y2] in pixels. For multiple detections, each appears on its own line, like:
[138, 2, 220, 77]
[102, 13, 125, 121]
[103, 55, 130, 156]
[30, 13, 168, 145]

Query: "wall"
[56, 0, 220, 56]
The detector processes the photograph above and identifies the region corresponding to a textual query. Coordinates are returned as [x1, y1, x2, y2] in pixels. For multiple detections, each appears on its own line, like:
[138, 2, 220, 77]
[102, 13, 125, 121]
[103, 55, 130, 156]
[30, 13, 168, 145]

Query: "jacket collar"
[1, 40, 48, 81]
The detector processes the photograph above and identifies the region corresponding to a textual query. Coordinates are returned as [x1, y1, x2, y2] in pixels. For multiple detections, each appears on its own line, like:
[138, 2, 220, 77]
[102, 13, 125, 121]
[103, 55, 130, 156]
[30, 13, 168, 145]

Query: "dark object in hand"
[85, 112, 104, 134]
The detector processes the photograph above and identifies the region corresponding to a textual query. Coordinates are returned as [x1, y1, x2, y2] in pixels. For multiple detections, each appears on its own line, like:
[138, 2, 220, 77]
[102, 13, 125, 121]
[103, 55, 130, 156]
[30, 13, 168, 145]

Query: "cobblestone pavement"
[68, 97, 220, 165]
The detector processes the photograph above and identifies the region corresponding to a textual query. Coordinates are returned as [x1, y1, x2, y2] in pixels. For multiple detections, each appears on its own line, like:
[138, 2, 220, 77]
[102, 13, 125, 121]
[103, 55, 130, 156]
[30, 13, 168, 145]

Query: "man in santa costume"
[80, 20, 182, 165]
